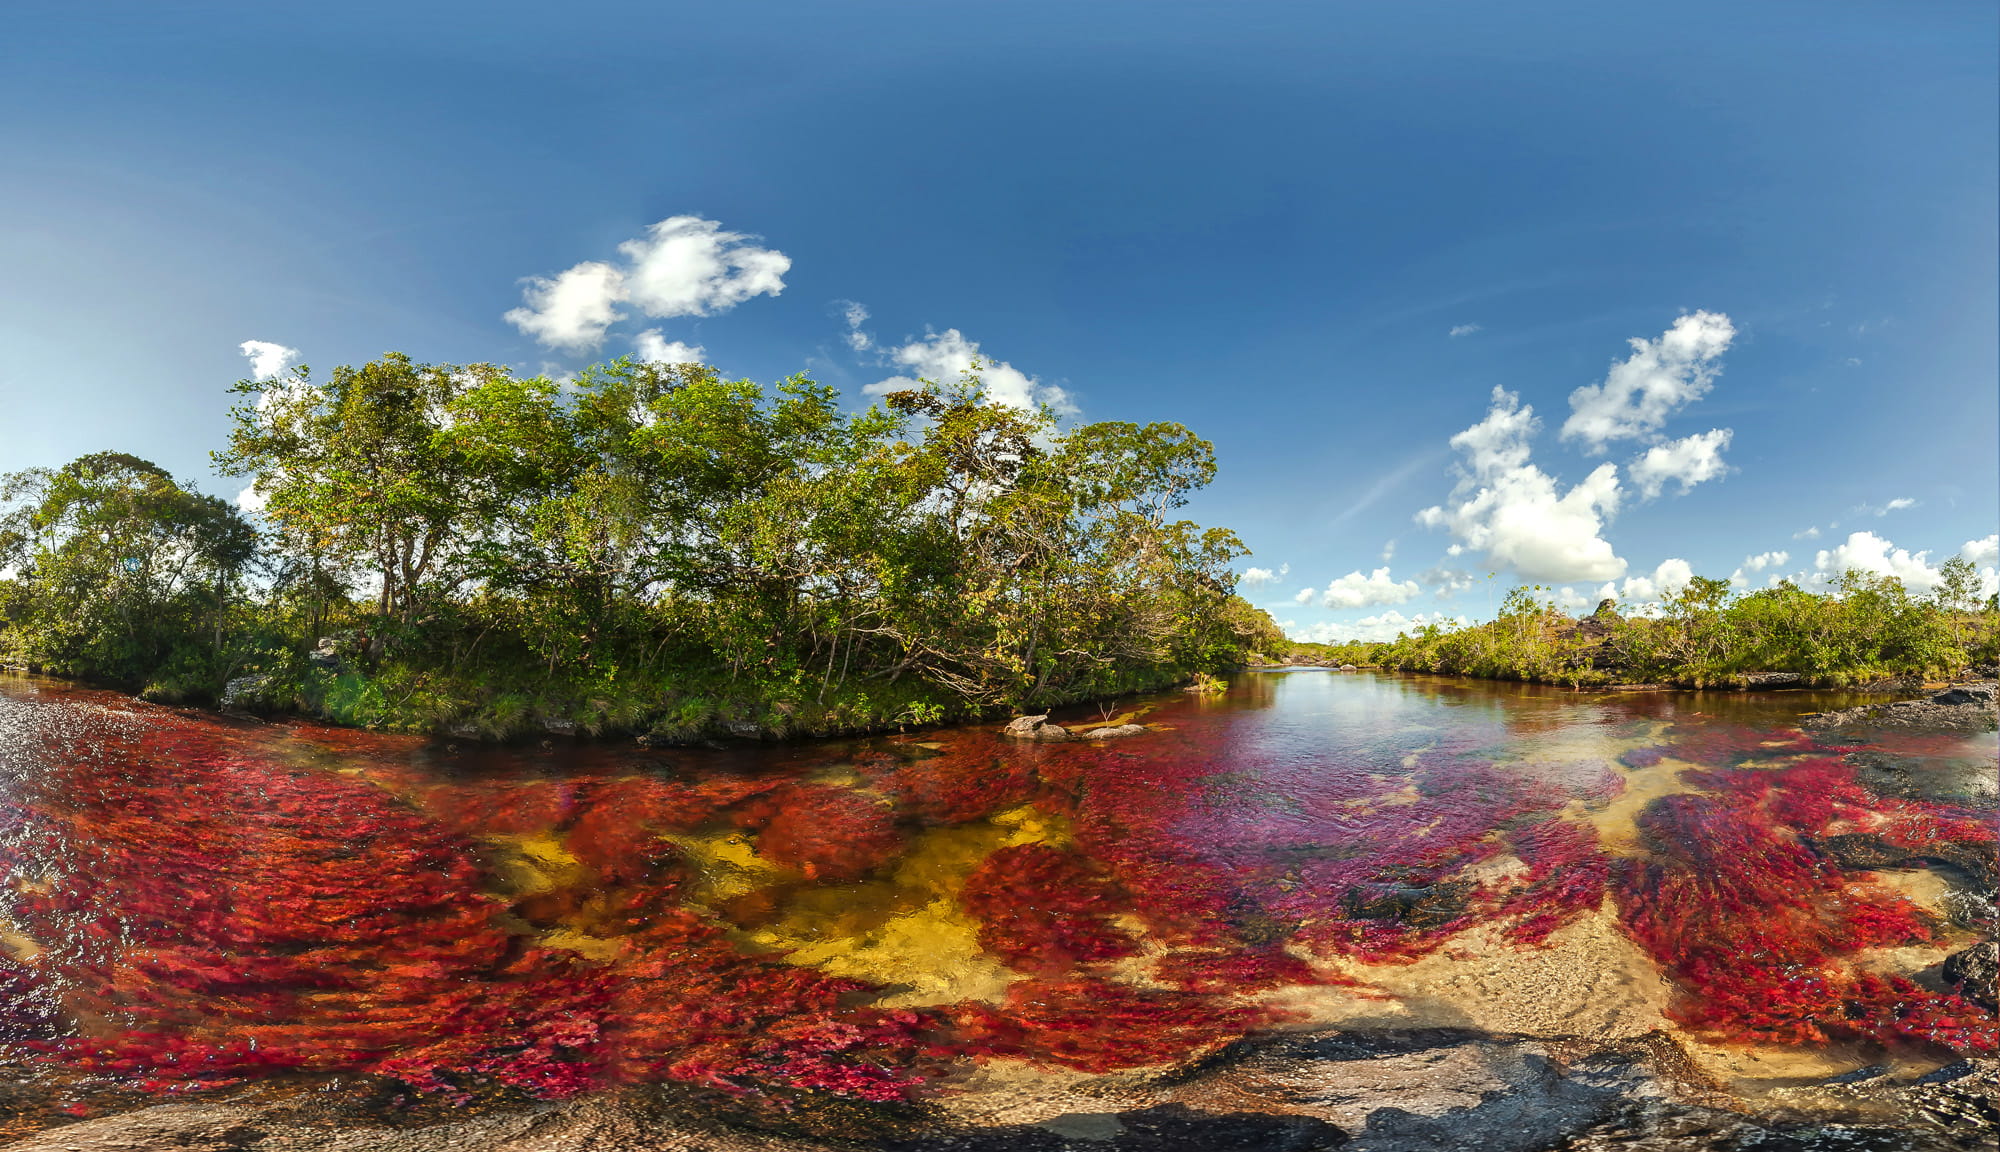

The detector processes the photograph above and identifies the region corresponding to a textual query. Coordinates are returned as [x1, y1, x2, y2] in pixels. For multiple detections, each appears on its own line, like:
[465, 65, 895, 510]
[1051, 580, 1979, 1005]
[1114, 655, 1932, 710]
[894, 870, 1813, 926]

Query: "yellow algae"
[665, 829, 787, 903]
[734, 811, 1070, 1005]
[477, 832, 587, 896]
[537, 927, 628, 963]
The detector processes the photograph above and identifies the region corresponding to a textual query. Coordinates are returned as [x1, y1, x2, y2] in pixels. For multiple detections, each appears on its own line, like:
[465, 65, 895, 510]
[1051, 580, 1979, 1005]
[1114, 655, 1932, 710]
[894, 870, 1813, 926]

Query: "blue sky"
[4, 1, 1994, 638]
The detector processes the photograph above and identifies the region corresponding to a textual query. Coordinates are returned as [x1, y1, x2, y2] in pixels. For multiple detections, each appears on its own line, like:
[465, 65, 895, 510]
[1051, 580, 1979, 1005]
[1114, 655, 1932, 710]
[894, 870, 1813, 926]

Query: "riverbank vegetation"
[0, 355, 1280, 739]
[1364, 574, 2000, 687]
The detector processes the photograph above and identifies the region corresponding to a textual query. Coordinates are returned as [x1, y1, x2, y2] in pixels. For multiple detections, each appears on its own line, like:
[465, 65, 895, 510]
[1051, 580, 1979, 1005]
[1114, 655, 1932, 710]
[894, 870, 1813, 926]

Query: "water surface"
[0, 669, 1991, 1132]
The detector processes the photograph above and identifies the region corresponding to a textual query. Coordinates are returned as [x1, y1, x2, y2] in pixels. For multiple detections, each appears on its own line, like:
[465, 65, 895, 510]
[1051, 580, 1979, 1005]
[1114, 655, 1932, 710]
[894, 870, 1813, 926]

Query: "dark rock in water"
[1801, 681, 2000, 734]
[1340, 881, 1472, 929]
[898, 1104, 1347, 1150]
[1807, 832, 1913, 870]
[1943, 941, 1998, 1011]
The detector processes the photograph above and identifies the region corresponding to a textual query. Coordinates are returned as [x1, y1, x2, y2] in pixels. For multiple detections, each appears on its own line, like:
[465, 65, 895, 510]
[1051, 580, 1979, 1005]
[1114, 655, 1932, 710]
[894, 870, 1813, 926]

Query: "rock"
[308, 636, 341, 670]
[218, 673, 275, 711]
[1943, 941, 1998, 1011]
[1339, 880, 1472, 930]
[1934, 683, 1998, 706]
[1801, 681, 1999, 733]
[1002, 714, 1072, 742]
[1078, 723, 1148, 740]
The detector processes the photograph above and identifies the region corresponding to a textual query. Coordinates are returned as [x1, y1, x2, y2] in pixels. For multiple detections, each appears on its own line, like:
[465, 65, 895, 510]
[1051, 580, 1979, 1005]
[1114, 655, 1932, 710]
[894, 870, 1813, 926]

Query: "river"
[0, 668, 1991, 1147]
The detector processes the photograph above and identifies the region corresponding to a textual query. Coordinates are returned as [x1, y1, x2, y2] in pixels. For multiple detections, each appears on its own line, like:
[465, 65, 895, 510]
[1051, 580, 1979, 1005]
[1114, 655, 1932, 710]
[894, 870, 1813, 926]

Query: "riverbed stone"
[1003, 715, 1072, 741]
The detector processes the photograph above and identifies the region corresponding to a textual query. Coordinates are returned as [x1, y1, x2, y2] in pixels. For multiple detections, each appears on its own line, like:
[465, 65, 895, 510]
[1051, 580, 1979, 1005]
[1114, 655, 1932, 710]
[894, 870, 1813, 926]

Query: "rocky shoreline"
[5, 1030, 1994, 1151]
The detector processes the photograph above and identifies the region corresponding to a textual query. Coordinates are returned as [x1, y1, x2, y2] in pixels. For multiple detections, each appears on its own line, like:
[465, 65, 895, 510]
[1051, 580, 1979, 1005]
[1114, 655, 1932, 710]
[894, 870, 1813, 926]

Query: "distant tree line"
[1358, 571, 1998, 687]
[0, 354, 1280, 738]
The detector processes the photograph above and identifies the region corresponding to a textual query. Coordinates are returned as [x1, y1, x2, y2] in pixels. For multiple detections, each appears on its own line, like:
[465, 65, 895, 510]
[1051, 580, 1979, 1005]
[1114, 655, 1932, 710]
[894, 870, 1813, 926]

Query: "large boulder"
[1003, 714, 1072, 742]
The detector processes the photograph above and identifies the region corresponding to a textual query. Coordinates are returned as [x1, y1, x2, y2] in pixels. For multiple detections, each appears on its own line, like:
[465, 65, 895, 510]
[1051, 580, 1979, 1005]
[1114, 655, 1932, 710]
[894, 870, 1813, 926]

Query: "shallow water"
[0, 669, 1991, 1134]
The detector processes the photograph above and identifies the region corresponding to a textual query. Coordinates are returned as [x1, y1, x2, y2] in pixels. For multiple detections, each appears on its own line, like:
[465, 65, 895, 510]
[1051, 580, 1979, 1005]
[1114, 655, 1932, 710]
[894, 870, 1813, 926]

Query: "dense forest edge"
[2, 352, 1994, 740]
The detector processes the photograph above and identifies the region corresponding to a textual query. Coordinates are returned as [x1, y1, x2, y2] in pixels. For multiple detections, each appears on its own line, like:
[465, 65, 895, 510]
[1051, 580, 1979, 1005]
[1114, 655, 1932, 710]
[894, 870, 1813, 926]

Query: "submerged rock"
[1943, 942, 1997, 1011]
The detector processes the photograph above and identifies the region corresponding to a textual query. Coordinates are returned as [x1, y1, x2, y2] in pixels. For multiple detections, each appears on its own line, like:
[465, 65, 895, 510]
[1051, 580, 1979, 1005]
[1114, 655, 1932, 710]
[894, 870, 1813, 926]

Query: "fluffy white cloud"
[1627, 428, 1732, 499]
[865, 328, 1074, 413]
[1743, 550, 1789, 572]
[1964, 535, 1999, 569]
[1561, 311, 1735, 452]
[1449, 323, 1482, 339]
[1416, 387, 1626, 583]
[633, 329, 706, 364]
[1608, 558, 1695, 604]
[1316, 567, 1420, 609]
[1289, 611, 1471, 644]
[505, 216, 789, 351]
[239, 340, 300, 381]
[1814, 531, 1942, 594]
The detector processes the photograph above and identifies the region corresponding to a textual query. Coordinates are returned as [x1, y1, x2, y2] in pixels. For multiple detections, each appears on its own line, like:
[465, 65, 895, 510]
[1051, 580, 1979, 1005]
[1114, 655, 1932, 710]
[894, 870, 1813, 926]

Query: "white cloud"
[1813, 530, 1941, 594]
[1856, 497, 1918, 517]
[1415, 387, 1626, 583]
[1317, 567, 1421, 609]
[504, 261, 627, 351]
[1742, 550, 1789, 572]
[865, 328, 1074, 413]
[1560, 311, 1735, 452]
[1293, 587, 1317, 605]
[1627, 428, 1732, 499]
[1289, 610, 1471, 644]
[633, 329, 706, 364]
[1449, 323, 1482, 339]
[1417, 566, 1477, 598]
[239, 340, 300, 381]
[1240, 567, 1277, 588]
[1612, 558, 1695, 604]
[838, 300, 873, 351]
[505, 216, 790, 352]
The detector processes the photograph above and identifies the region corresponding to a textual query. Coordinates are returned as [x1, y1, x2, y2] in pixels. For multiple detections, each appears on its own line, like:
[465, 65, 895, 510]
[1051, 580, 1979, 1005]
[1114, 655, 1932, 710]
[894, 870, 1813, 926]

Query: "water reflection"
[0, 669, 1990, 1116]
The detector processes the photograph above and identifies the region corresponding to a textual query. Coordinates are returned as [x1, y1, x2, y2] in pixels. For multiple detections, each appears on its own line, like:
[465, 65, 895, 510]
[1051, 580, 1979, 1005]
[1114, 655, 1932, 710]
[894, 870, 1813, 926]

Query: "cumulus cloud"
[1449, 323, 1482, 339]
[866, 328, 1074, 413]
[633, 329, 706, 364]
[1316, 567, 1421, 609]
[239, 340, 301, 381]
[1605, 558, 1695, 604]
[505, 216, 790, 352]
[1415, 387, 1626, 583]
[1965, 535, 1999, 569]
[1560, 311, 1735, 452]
[1628, 428, 1732, 499]
[1814, 530, 1941, 594]
[1289, 611, 1471, 644]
